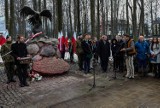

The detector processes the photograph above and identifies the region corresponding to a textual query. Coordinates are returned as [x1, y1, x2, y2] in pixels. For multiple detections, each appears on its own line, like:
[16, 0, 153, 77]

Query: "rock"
[37, 41, 45, 48]
[32, 57, 70, 75]
[32, 54, 42, 61]
[40, 45, 56, 57]
[27, 43, 40, 55]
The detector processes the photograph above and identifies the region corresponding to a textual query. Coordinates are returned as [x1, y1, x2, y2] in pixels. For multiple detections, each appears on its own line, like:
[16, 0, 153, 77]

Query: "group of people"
[75, 33, 160, 79]
[1, 32, 160, 88]
[1, 35, 29, 87]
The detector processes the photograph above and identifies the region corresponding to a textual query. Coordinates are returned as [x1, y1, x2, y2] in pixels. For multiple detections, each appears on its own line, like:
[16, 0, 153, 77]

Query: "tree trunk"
[97, 0, 100, 38]
[132, 0, 137, 40]
[77, 0, 81, 33]
[57, 0, 63, 32]
[138, 0, 144, 35]
[74, 0, 77, 32]
[21, 0, 26, 35]
[69, 0, 73, 34]
[90, 0, 95, 37]
[126, 0, 130, 34]
[32, 0, 37, 11]
[111, 0, 114, 37]
[83, 0, 87, 33]
[9, 0, 15, 37]
[5, 0, 9, 30]
[38, 0, 41, 12]
[150, 1, 154, 36]
[43, 0, 48, 36]
[52, 0, 55, 37]
[105, 1, 109, 35]
[100, 0, 105, 35]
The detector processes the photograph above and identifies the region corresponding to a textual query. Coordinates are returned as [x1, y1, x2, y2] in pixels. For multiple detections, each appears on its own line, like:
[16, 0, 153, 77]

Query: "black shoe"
[79, 68, 82, 71]
[84, 71, 87, 74]
[20, 84, 25, 87]
[11, 79, 16, 82]
[24, 83, 29, 86]
[6, 81, 11, 84]
[102, 70, 106, 73]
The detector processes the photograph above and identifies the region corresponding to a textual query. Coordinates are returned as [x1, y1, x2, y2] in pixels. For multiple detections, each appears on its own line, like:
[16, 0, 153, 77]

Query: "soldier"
[1, 36, 16, 84]
[76, 33, 84, 71]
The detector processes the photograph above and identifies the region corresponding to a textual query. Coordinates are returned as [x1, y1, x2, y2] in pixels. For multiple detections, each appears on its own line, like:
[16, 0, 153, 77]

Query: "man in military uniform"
[1, 36, 16, 84]
[76, 33, 84, 71]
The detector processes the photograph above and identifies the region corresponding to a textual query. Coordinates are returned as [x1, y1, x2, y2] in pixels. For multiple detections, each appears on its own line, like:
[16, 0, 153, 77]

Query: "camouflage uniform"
[1, 42, 15, 82]
[76, 39, 84, 70]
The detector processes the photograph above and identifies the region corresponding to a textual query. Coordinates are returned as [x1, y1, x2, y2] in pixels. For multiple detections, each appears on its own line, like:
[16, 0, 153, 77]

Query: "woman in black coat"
[111, 39, 118, 70]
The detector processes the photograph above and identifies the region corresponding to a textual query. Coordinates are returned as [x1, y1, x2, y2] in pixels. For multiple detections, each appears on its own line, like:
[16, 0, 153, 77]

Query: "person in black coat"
[68, 41, 74, 63]
[115, 35, 125, 72]
[11, 35, 29, 87]
[81, 33, 92, 74]
[111, 38, 118, 70]
[97, 35, 110, 72]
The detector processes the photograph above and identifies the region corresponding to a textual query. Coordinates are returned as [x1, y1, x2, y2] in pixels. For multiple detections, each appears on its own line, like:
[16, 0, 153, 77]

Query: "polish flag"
[65, 32, 69, 49]
[58, 31, 65, 51]
[0, 33, 6, 45]
[71, 32, 77, 53]
[58, 32, 62, 51]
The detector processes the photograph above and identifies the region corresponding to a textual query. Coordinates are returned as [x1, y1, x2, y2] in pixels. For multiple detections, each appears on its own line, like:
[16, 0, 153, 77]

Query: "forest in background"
[0, 0, 160, 39]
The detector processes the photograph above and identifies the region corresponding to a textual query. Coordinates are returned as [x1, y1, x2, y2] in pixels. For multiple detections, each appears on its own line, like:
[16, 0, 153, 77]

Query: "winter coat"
[81, 40, 92, 59]
[116, 40, 125, 57]
[11, 42, 28, 65]
[135, 40, 149, 60]
[97, 40, 110, 60]
[111, 39, 118, 57]
[150, 43, 160, 63]
[76, 39, 84, 55]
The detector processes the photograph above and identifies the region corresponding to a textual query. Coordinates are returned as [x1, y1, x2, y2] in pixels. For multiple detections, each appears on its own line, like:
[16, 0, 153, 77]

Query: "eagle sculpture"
[19, 6, 52, 34]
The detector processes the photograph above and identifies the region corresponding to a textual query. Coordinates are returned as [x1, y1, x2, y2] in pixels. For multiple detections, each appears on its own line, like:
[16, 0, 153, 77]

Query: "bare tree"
[126, 0, 130, 34]
[9, 0, 15, 37]
[97, 0, 100, 37]
[90, 0, 95, 37]
[5, 0, 9, 30]
[57, 0, 63, 32]
[138, 0, 145, 35]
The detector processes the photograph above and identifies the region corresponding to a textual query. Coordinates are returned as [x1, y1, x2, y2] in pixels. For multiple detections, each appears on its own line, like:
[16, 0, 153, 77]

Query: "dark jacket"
[81, 40, 92, 58]
[111, 39, 118, 57]
[97, 40, 110, 60]
[69, 42, 73, 54]
[116, 40, 125, 57]
[11, 42, 28, 64]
